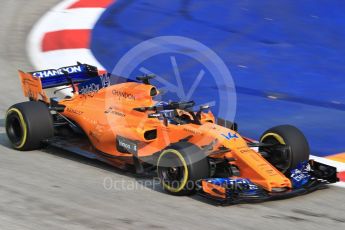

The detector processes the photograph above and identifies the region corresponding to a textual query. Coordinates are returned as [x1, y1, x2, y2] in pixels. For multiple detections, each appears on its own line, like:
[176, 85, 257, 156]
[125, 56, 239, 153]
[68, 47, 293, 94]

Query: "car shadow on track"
[0, 132, 12, 149]
[0, 125, 224, 206]
[41, 146, 220, 205]
[0, 118, 12, 149]
[42, 146, 200, 198]
[44, 146, 144, 176]
[132, 175, 230, 206]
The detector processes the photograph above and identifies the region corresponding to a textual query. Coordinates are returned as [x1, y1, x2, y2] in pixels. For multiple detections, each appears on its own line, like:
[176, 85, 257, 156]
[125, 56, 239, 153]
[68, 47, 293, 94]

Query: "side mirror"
[217, 118, 238, 132]
[148, 113, 169, 127]
[148, 113, 162, 118]
[196, 104, 211, 120]
[200, 105, 210, 111]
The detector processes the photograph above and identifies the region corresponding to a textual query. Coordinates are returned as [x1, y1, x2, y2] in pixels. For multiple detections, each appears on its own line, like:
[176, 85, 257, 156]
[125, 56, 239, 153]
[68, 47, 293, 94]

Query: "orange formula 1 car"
[5, 63, 338, 204]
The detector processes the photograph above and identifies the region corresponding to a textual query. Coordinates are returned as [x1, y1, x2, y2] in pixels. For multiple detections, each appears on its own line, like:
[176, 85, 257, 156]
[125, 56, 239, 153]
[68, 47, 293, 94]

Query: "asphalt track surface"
[0, 1, 344, 230]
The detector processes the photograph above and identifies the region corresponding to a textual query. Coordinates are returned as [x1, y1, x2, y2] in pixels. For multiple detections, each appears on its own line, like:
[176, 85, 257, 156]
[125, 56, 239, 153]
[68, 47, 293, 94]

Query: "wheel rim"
[157, 149, 189, 193]
[261, 135, 291, 173]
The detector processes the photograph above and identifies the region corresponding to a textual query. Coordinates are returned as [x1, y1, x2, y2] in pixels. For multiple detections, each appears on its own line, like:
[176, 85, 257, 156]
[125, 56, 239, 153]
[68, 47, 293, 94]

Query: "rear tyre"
[260, 125, 310, 173]
[157, 142, 209, 195]
[6, 101, 54, 151]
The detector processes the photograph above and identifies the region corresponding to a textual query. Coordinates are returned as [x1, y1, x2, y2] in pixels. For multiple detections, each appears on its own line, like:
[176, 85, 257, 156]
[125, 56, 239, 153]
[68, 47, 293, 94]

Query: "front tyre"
[157, 143, 209, 195]
[6, 101, 54, 151]
[260, 125, 310, 173]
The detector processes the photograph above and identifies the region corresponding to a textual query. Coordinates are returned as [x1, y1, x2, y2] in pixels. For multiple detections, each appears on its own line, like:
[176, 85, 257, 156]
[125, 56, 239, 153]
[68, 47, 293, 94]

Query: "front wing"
[196, 160, 338, 205]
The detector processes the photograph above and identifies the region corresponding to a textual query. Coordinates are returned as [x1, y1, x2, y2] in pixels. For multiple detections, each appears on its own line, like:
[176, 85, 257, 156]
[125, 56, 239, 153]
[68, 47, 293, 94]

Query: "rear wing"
[29, 63, 99, 89]
[19, 71, 49, 102]
[19, 63, 99, 102]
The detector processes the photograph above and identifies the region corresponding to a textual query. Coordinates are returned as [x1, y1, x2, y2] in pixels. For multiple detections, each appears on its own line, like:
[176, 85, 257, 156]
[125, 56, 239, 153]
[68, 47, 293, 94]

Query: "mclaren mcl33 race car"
[5, 63, 338, 204]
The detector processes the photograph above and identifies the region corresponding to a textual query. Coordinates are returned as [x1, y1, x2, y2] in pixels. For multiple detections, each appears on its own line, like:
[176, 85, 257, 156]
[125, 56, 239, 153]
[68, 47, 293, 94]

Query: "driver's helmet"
[154, 101, 178, 124]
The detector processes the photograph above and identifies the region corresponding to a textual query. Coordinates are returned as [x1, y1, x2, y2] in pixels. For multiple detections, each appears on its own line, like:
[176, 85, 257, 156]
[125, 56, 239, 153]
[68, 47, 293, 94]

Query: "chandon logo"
[112, 90, 136, 100]
[32, 65, 82, 78]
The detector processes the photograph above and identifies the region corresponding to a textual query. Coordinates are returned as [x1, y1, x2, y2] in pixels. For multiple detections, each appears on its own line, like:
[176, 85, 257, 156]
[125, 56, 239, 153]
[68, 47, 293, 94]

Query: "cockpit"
[134, 100, 212, 125]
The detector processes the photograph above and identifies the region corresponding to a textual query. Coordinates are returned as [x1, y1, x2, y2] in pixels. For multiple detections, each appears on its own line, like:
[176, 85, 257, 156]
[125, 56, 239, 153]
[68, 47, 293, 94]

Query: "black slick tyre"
[6, 101, 54, 151]
[260, 125, 310, 173]
[157, 142, 209, 195]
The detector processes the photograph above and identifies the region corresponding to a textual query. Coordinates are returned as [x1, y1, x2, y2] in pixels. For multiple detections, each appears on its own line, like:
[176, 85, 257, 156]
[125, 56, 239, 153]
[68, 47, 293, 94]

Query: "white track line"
[310, 155, 345, 172]
[310, 155, 345, 188]
[27, 0, 105, 70]
[30, 49, 103, 70]
[38, 8, 105, 31]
